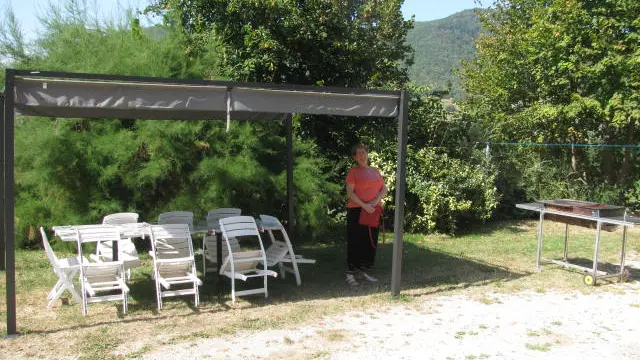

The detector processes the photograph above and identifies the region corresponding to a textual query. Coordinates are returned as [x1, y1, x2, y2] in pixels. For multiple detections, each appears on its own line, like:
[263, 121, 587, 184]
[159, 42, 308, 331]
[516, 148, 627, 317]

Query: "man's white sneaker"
[362, 272, 378, 282]
[346, 273, 359, 286]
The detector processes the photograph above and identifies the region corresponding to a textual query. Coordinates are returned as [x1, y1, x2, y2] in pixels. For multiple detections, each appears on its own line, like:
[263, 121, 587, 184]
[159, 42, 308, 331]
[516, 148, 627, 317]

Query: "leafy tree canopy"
[461, 0, 640, 209]
[145, 0, 414, 88]
[463, 0, 640, 146]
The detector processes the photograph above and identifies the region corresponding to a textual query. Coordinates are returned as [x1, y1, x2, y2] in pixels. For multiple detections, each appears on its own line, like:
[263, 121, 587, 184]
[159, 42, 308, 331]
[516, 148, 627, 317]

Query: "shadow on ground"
[10, 236, 532, 335]
[161, 239, 532, 308]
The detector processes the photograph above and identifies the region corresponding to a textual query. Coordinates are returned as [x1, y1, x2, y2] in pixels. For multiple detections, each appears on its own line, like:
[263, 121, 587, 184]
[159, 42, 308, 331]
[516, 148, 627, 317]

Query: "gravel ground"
[142, 281, 640, 360]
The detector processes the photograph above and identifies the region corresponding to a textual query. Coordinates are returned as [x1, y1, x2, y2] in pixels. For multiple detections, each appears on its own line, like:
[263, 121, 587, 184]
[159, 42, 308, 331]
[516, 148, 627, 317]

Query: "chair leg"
[231, 275, 236, 304]
[194, 283, 200, 307]
[202, 241, 207, 278]
[48, 271, 82, 308]
[47, 283, 67, 309]
[81, 287, 88, 316]
[122, 291, 128, 314]
[156, 282, 162, 310]
[65, 270, 83, 304]
[48, 279, 64, 300]
[263, 273, 269, 299]
[154, 270, 163, 310]
[291, 259, 302, 286]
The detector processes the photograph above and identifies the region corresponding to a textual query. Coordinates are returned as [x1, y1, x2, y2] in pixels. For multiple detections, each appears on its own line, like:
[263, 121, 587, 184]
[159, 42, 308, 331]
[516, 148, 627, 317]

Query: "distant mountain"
[406, 9, 483, 98]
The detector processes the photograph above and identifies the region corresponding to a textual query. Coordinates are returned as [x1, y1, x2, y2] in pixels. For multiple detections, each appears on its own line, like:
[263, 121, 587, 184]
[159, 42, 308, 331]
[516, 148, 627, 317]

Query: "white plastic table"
[53, 223, 150, 260]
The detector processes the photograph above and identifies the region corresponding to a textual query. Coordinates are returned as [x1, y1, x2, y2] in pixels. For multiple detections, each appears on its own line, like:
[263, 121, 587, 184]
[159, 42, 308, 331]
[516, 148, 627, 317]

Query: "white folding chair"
[40, 227, 83, 309]
[149, 224, 202, 310]
[90, 212, 141, 280]
[259, 215, 316, 286]
[75, 225, 129, 316]
[218, 216, 278, 303]
[202, 208, 242, 276]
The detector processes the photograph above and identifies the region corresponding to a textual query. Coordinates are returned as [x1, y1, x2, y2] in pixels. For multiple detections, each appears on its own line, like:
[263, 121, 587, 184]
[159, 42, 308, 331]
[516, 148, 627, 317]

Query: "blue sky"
[1, 0, 484, 41]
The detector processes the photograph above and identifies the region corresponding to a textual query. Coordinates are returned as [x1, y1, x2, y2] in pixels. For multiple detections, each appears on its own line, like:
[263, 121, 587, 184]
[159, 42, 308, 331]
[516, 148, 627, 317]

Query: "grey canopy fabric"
[13, 77, 400, 120]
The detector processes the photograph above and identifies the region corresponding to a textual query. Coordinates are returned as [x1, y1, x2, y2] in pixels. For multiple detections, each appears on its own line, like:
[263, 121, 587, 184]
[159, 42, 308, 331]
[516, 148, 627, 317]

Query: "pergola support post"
[391, 90, 409, 295]
[285, 114, 295, 241]
[4, 70, 17, 335]
[0, 91, 5, 271]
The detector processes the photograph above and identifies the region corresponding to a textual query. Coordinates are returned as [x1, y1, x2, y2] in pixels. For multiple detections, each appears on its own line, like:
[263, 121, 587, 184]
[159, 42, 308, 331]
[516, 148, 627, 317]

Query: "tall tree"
[146, 0, 413, 87]
[461, 0, 640, 205]
[3, 1, 341, 246]
[145, 0, 416, 205]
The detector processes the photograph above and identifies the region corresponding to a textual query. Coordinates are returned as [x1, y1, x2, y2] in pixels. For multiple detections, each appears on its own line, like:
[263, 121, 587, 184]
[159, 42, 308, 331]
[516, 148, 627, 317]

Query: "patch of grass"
[125, 345, 152, 358]
[479, 354, 490, 359]
[391, 294, 413, 303]
[550, 320, 562, 326]
[318, 329, 347, 342]
[455, 331, 466, 339]
[527, 330, 540, 337]
[78, 327, 122, 360]
[174, 330, 214, 341]
[478, 324, 488, 329]
[630, 303, 640, 308]
[465, 355, 477, 360]
[525, 342, 552, 352]
[2, 220, 639, 359]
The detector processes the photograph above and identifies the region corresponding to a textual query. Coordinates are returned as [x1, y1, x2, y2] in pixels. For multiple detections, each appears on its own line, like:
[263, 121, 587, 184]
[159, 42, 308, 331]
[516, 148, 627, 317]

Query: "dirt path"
[141, 281, 640, 360]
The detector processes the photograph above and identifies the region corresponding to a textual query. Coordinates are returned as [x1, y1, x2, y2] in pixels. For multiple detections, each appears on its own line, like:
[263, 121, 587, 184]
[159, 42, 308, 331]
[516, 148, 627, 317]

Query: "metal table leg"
[563, 223, 569, 261]
[536, 211, 544, 272]
[112, 241, 119, 261]
[619, 226, 628, 281]
[586, 221, 602, 286]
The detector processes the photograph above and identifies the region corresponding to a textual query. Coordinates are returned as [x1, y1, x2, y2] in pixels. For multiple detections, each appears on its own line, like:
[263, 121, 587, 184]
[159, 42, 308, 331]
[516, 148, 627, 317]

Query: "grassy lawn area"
[0, 219, 638, 359]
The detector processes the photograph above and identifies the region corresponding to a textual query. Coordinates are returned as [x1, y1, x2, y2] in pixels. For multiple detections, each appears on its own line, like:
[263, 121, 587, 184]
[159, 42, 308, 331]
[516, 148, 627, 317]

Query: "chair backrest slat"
[259, 215, 284, 230]
[206, 208, 241, 228]
[150, 224, 194, 260]
[75, 225, 121, 243]
[219, 216, 259, 239]
[219, 216, 266, 251]
[158, 211, 194, 231]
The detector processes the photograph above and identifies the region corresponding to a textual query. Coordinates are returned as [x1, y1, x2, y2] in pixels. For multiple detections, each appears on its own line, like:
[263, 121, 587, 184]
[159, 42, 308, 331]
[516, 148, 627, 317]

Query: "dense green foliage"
[368, 84, 498, 233]
[461, 0, 640, 213]
[7, 0, 638, 247]
[406, 9, 481, 97]
[143, 0, 499, 234]
[2, 2, 339, 247]
[146, 0, 414, 87]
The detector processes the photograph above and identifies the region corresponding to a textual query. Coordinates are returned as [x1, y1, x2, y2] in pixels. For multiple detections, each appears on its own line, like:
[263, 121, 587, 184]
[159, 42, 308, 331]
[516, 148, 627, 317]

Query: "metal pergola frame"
[2, 69, 408, 335]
